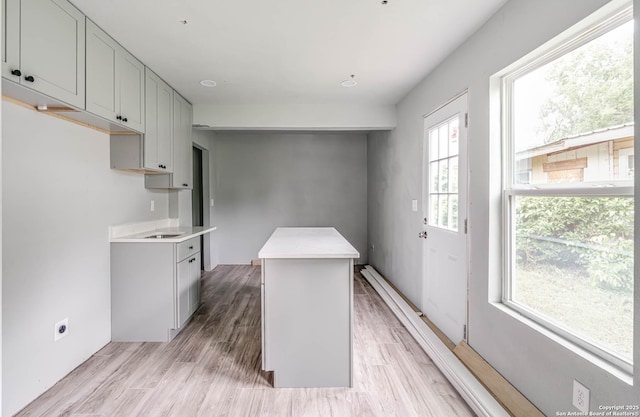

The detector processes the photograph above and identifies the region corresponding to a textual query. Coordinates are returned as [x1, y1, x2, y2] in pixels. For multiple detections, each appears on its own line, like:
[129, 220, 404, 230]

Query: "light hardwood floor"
[16, 265, 474, 417]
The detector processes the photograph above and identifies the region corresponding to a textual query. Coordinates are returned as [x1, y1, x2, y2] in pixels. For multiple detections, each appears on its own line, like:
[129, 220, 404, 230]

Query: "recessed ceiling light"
[200, 80, 217, 87]
[341, 74, 357, 88]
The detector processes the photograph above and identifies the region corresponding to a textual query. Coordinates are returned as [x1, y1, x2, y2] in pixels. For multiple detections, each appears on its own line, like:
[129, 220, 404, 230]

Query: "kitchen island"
[259, 227, 359, 388]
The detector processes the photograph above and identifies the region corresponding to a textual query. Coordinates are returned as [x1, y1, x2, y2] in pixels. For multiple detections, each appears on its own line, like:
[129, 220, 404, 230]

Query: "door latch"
[418, 231, 428, 239]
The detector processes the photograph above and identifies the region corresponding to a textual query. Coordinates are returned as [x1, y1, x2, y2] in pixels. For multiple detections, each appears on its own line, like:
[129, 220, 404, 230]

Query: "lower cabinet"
[111, 237, 201, 342]
[177, 248, 200, 328]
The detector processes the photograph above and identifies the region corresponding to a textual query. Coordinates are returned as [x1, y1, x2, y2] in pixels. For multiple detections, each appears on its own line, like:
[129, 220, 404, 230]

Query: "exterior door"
[421, 93, 469, 344]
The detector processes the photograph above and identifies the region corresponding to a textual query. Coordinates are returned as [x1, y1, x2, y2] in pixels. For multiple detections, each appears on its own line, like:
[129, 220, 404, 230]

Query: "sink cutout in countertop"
[144, 234, 182, 239]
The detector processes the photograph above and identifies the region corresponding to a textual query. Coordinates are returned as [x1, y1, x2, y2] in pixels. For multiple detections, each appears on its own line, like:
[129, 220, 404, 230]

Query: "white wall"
[367, 0, 639, 414]
[211, 132, 368, 264]
[193, 103, 396, 131]
[1, 101, 170, 416]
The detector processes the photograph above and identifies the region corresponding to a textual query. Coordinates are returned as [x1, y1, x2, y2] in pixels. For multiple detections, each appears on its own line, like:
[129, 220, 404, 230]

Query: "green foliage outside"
[515, 263, 633, 357]
[516, 196, 634, 292]
[539, 25, 633, 143]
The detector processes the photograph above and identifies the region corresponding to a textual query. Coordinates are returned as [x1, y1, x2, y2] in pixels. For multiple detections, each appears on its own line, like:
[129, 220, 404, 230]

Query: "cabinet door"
[188, 252, 201, 315]
[118, 50, 145, 132]
[176, 258, 191, 328]
[181, 99, 194, 188]
[171, 92, 193, 189]
[2, 0, 20, 81]
[172, 92, 186, 188]
[144, 69, 173, 172]
[19, 0, 85, 108]
[86, 19, 118, 121]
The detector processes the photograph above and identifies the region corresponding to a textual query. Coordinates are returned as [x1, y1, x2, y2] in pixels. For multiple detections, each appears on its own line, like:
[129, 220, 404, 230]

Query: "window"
[500, 5, 634, 372]
[428, 117, 460, 231]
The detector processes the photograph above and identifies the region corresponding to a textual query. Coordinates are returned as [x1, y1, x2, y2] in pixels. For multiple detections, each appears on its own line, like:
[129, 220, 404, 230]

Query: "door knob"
[418, 231, 428, 239]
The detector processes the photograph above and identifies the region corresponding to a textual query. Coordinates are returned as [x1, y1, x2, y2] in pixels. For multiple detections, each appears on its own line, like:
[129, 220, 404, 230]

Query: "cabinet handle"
[158, 164, 166, 169]
[189, 246, 193, 250]
[182, 183, 188, 187]
[122, 117, 128, 122]
[11, 69, 21, 76]
[116, 115, 122, 120]
[24, 75, 35, 82]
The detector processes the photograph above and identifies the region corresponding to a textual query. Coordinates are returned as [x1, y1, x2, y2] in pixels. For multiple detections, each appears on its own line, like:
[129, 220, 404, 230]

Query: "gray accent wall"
[2, 101, 171, 416]
[367, 0, 639, 414]
[211, 132, 367, 264]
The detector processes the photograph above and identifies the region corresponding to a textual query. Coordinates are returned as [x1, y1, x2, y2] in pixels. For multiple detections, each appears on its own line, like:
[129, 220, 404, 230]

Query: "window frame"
[427, 115, 461, 232]
[500, 4, 634, 374]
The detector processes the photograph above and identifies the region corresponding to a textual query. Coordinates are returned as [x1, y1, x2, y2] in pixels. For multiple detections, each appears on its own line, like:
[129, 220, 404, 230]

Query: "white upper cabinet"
[172, 92, 193, 189]
[86, 19, 145, 133]
[2, 0, 85, 108]
[144, 68, 173, 172]
[2, 0, 20, 82]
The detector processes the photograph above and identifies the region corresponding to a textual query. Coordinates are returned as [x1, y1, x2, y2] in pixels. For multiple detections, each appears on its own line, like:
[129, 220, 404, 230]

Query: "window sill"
[489, 301, 633, 385]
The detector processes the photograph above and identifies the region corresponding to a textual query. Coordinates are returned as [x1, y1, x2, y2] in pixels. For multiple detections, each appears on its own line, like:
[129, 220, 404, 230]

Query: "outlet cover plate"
[572, 379, 590, 414]
[54, 318, 69, 342]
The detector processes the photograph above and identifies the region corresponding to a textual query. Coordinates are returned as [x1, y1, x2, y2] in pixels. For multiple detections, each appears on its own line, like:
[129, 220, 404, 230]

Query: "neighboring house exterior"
[516, 123, 634, 184]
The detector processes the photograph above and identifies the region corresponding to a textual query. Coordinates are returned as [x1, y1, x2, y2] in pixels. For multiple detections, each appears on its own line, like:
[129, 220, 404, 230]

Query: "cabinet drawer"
[177, 237, 199, 261]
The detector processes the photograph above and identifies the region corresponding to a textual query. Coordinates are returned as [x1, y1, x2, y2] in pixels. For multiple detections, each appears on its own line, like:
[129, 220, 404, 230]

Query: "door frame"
[421, 90, 471, 343]
[192, 143, 212, 271]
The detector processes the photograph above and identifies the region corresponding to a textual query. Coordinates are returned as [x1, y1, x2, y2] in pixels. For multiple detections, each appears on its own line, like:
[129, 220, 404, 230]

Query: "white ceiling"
[70, 0, 508, 107]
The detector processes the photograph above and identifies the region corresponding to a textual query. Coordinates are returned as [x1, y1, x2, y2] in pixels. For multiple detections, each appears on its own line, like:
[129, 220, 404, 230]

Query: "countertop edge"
[110, 226, 217, 243]
[258, 227, 360, 259]
[258, 252, 360, 259]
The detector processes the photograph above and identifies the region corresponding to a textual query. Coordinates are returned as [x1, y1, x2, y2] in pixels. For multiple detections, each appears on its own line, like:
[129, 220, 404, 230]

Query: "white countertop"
[110, 219, 216, 243]
[258, 227, 359, 259]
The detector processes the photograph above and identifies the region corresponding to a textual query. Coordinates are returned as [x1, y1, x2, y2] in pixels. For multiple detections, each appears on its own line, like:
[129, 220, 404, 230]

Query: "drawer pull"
[189, 246, 193, 250]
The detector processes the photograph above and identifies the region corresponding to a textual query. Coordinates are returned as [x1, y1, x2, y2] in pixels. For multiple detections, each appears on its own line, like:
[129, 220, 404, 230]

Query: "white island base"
[259, 228, 359, 388]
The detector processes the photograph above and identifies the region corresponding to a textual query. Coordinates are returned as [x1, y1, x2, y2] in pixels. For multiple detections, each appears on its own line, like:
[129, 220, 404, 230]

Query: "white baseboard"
[361, 265, 509, 417]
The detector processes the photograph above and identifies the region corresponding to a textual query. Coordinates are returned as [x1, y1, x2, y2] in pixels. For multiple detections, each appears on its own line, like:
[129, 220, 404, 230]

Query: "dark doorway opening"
[192, 146, 204, 270]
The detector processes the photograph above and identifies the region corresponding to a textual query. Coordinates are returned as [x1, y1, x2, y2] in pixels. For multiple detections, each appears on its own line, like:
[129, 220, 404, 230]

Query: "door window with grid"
[429, 117, 459, 231]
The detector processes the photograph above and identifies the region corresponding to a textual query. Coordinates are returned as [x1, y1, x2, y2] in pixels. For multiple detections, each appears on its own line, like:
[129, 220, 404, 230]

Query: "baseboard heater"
[361, 265, 509, 417]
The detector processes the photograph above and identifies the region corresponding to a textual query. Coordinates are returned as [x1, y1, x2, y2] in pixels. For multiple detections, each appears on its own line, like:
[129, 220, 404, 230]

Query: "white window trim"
[497, 1, 634, 375]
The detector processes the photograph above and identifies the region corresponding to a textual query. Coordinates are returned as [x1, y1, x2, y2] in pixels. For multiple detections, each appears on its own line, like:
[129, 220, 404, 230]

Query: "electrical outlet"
[572, 379, 590, 414]
[54, 318, 69, 342]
